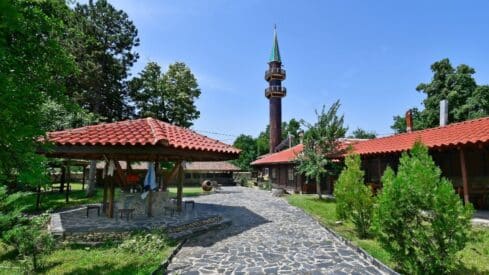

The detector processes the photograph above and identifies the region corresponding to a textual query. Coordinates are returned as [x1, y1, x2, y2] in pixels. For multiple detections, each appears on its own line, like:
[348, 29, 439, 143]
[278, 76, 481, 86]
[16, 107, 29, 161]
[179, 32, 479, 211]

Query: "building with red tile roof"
[251, 117, 489, 208]
[352, 116, 489, 156]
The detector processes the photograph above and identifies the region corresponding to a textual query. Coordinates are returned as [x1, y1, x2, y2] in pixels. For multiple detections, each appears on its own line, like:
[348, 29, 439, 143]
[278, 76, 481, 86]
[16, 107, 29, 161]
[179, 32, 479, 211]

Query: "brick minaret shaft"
[265, 27, 286, 153]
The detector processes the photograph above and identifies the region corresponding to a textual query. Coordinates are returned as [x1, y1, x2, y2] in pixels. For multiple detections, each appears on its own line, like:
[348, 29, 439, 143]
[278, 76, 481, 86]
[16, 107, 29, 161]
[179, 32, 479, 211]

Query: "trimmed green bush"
[374, 142, 473, 274]
[333, 154, 374, 239]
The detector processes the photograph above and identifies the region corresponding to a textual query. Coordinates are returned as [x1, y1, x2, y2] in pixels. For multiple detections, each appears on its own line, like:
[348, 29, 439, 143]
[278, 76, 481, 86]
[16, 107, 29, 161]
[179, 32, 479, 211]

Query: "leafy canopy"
[296, 100, 347, 199]
[129, 62, 201, 127]
[391, 58, 489, 133]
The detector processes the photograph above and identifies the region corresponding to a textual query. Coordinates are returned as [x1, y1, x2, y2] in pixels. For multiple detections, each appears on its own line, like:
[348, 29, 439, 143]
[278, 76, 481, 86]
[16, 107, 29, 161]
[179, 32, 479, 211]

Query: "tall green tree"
[73, 0, 139, 121]
[296, 100, 347, 199]
[391, 58, 488, 133]
[0, 0, 76, 186]
[349, 128, 376, 139]
[129, 62, 201, 127]
[231, 135, 257, 171]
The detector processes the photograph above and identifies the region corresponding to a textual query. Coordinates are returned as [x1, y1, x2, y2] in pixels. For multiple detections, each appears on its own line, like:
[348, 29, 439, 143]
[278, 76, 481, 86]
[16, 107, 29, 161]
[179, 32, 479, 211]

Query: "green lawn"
[167, 186, 206, 198]
[8, 183, 106, 214]
[0, 233, 177, 274]
[287, 194, 489, 274]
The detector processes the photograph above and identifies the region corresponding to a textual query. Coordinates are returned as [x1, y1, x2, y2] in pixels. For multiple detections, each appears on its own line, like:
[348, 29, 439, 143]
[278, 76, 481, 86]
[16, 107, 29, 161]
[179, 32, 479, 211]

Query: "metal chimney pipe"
[405, 110, 413, 133]
[440, 100, 448, 127]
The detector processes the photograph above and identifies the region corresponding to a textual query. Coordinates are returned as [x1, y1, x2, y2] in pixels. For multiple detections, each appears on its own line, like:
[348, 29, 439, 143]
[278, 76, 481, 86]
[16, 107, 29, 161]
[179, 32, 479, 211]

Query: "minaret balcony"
[265, 68, 286, 81]
[265, 86, 287, 98]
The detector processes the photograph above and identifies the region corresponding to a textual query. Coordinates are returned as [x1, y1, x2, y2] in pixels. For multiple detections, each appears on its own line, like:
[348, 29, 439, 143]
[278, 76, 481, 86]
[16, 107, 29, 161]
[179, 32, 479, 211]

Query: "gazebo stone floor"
[49, 202, 226, 242]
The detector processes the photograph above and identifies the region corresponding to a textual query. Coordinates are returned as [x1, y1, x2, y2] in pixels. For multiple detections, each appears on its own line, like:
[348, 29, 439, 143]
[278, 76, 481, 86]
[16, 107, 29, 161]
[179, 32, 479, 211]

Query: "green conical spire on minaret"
[269, 25, 281, 63]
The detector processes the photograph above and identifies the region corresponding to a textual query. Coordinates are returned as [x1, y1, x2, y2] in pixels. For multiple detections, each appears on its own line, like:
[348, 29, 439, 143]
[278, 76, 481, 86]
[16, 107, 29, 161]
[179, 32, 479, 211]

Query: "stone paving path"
[167, 187, 387, 274]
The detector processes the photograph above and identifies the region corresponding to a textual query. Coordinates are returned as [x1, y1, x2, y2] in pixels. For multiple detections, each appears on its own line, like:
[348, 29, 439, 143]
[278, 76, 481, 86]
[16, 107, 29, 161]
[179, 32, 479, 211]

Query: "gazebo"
[40, 117, 240, 218]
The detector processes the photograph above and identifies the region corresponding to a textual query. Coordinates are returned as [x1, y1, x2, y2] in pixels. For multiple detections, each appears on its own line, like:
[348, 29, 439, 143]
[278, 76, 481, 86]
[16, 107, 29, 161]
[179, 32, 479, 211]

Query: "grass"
[8, 183, 106, 214]
[287, 194, 489, 274]
[167, 186, 206, 198]
[0, 232, 177, 274]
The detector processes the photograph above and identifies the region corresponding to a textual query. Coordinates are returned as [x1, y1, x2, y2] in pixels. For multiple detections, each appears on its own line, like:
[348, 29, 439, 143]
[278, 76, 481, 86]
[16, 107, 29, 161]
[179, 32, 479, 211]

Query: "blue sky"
[104, 0, 489, 143]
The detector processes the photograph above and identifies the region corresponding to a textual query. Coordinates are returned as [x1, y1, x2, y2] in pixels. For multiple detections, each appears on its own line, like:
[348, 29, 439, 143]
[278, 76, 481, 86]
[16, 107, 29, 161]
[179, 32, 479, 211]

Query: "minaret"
[265, 26, 286, 153]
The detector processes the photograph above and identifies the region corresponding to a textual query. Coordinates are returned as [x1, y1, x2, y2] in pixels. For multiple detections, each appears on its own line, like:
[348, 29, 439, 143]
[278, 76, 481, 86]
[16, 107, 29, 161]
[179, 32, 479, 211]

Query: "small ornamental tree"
[296, 100, 347, 199]
[374, 142, 473, 274]
[334, 154, 374, 239]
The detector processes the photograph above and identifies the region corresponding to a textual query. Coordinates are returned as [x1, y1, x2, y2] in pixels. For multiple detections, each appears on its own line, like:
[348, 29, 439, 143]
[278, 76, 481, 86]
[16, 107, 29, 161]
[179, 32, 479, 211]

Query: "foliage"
[1, 234, 177, 274]
[333, 154, 374, 238]
[391, 58, 489, 133]
[119, 230, 171, 255]
[129, 62, 201, 127]
[374, 142, 474, 274]
[73, 0, 139, 121]
[296, 100, 347, 199]
[3, 214, 54, 271]
[255, 119, 303, 156]
[231, 135, 257, 171]
[0, 0, 77, 187]
[40, 99, 100, 132]
[349, 128, 376, 139]
[288, 194, 489, 273]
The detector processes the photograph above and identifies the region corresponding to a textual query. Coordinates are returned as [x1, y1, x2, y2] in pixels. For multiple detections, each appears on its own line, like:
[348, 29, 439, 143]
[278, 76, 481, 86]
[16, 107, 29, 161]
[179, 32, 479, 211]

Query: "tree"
[349, 128, 376, 139]
[374, 142, 473, 274]
[296, 100, 347, 199]
[255, 118, 303, 156]
[129, 62, 201, 127]
[231, 135, 257, 171]
[334, 154, 374, 238]
[391, 58, 488, 133]
[73, 0, 139, 121]
[0, 0, 76, 187]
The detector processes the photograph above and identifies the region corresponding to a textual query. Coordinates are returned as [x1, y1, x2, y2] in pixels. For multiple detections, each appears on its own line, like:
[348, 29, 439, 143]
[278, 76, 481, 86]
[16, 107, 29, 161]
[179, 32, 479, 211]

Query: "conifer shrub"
[333, 154, 374, 239]
[374, 142, 473, 274]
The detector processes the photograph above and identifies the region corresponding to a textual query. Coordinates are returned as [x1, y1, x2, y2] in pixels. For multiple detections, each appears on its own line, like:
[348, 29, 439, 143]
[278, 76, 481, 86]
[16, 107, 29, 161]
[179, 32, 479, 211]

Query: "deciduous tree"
[296, 100, 347, 199]
[391, 58, 489, 133]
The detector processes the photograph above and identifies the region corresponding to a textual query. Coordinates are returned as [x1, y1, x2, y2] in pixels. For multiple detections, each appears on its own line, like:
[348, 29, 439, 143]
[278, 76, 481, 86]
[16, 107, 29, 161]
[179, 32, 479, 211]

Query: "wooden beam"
[108, 176, 115, 218]
[40, 145, 239, 161]
[114, 160, 127, 187]
[459, 149, 470, 204]
[65, 161, 71, 203]
[102, 177, 108, 214]
[177, 161, 184, 212]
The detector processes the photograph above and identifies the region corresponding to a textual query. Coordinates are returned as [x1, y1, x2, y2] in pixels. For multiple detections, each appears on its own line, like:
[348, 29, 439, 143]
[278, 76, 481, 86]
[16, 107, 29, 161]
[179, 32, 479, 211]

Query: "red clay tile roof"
[251, 139, 365, 166]
[352, 116, 489, 156]
[46, 117, 240, 155]
[251, 144, 304, 166]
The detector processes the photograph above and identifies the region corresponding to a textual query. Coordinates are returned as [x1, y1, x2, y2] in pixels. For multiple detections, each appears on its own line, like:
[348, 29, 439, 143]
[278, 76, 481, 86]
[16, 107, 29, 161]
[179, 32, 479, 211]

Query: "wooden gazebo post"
[177, 161, 184, 212]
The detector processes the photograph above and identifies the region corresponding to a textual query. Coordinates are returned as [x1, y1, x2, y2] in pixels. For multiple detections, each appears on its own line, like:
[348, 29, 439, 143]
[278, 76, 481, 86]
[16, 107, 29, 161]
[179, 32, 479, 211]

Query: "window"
[288, 168, 294, 181]
[264, 168, 269, 176]
[271, 168, 276, 179]
[185, 173, 192, 179]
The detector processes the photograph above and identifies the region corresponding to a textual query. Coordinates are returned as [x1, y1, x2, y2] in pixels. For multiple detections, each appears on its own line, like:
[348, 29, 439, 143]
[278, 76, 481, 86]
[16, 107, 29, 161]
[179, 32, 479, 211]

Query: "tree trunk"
[86, 160, 97, 197]
[316, 175, 322, 199]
